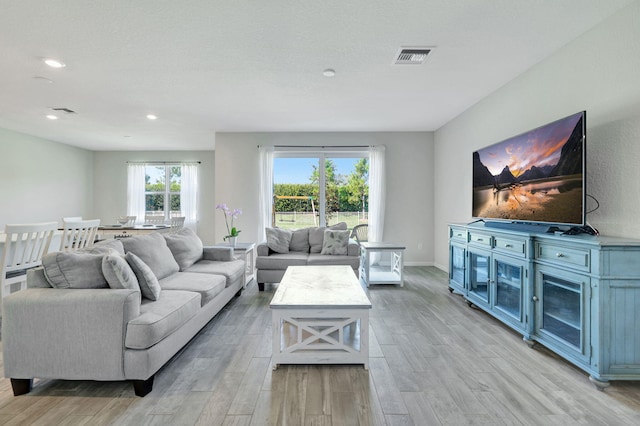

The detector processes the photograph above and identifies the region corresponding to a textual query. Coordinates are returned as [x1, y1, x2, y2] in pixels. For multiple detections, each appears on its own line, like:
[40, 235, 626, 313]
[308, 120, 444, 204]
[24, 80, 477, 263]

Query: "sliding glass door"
[272, 151, 368, 230]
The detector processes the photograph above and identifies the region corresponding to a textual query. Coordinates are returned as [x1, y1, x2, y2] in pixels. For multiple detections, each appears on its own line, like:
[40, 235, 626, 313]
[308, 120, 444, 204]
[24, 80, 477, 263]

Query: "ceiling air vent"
[51, 107, 76, 114]
[393, 47, 433, 65]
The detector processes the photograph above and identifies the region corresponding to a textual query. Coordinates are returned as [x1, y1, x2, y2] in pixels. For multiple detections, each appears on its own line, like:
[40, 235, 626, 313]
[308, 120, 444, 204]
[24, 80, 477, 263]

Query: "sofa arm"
[348, 239, 360, 257]
[2, 288, 141, 382]
[257, 242, 270, 257]
[203, 246, 233, 261]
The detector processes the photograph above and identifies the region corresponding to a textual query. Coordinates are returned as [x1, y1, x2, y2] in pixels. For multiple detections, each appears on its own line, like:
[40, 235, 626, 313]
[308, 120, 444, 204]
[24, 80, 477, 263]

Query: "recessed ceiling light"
[146, 114, 157, 120]
[46, 114, 58, 120]
[43, 58, 66, 68]
[322, 69, 336, 77]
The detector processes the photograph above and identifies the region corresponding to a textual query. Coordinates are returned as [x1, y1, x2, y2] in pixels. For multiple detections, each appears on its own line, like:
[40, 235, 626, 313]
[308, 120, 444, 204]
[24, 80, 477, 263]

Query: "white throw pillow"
[320, 229, 350, 255]
[266, 227, 293, 254]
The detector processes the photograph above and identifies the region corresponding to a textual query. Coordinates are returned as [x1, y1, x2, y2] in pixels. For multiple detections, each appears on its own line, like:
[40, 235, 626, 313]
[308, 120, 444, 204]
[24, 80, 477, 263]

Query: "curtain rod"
[126, 161, 201, 164]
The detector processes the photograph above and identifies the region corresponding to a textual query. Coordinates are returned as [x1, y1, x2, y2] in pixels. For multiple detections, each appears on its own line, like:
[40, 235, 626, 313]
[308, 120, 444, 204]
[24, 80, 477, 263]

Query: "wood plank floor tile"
[1, 268, 640, 425]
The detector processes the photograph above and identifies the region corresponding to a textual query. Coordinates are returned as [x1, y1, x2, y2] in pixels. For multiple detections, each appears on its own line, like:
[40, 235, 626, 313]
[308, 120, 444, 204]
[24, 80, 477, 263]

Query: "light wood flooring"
[1, 266, 640, 425]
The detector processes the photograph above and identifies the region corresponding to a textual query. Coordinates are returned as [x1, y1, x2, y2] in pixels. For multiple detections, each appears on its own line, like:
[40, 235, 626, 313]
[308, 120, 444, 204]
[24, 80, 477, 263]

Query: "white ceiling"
[0, 0, 634, 151]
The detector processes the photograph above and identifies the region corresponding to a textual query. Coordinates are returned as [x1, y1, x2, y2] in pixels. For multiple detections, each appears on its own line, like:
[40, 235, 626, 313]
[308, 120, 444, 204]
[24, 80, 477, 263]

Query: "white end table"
[359, 242, 406, 287]
[213, 242, 256, 287]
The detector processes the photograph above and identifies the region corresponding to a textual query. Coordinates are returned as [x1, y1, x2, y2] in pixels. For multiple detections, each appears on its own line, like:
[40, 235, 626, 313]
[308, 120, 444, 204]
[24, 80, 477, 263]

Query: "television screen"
[472, 111, 586, 226]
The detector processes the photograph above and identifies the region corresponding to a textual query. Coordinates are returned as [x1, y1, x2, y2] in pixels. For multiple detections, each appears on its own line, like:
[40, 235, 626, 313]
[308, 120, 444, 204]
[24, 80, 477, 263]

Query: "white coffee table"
[270, 265, 372, 370]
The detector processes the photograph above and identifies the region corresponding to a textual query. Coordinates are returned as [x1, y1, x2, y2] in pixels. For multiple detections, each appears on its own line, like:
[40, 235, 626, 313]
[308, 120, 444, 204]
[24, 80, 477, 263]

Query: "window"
[145, 164, 182, 220]
[272, 151, 369, 230]
[127, 162, 199, 228]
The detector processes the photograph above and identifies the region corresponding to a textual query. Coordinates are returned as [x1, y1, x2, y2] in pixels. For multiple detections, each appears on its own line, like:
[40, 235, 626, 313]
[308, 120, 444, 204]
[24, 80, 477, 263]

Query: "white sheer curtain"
[258, 146, 275, 241]
[368, 145, 386, 250]
[127, 164, 146, 225]
[180, 163, 199, 231]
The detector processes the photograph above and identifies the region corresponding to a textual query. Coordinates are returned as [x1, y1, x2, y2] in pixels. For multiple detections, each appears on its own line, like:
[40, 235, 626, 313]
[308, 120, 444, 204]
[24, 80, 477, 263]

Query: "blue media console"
[449, 222, 640, 389]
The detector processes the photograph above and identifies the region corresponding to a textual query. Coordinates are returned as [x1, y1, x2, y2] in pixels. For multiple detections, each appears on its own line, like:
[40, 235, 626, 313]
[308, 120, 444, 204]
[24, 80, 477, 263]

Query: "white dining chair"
[145, 215, 165, 225]
[170, 216, 186, 234]
[59, 219, 101, 251]
[1, 222, 58, 313]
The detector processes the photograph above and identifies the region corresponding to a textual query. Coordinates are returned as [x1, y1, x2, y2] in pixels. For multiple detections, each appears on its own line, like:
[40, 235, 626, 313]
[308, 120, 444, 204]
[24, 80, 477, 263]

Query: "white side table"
[213, 242, 256, 287]
[359, 242, 406, 287]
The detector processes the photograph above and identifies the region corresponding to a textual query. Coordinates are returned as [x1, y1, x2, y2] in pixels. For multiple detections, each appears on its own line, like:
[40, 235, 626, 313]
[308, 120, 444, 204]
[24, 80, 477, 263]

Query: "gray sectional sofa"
[256, 223, 360, 291]
[2, 228, 245, 397]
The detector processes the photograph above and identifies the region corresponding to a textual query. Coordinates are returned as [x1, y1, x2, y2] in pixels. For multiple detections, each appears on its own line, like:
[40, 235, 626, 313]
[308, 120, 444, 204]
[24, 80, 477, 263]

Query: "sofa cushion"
[102, 253, 140, 291]
[307, 253, 360, 269]
[309, 222, 347, 253]
[256, 252, 309, 270]
[184, 259, 246, 287]
[266, 227, 292, 253]
[320, 229, 350, 255]
[84, 239, 125, 256]
[126, 252, 161, 301]
[163, 228, 204, 270]
[159, 272, 226, 306]
[121, 232, 179, 280]
[42, 251, 109, 289]
[125, 290, 201, 350]
[289, 227, 311, 253]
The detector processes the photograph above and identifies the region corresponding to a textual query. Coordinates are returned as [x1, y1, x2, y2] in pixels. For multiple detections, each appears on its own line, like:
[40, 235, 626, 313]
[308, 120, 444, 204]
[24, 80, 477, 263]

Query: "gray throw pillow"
[266, 227, 293, 254]
[42, 251, 109, 289]
[102, 253, 140, 291]
[121, 232, 179, 280]
[321, 229, 351, 255]
[125, 252, 161, 301]
[309, 222, 348, 253]
[289, 227, 311, 252]
[84, 239, 125, 256]
[164, 228, 203, 270]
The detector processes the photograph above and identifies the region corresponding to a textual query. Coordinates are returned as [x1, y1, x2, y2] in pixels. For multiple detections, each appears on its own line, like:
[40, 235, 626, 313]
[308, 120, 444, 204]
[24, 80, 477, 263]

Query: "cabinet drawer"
[469, 232, 492, 247]
[535, 243, 590, 271]
[450, 227, 468, 243]
[494, 236, 527, 257]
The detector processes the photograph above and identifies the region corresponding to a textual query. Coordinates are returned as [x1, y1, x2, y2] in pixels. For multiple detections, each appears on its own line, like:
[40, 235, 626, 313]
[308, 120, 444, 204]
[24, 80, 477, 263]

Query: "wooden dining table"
[98, 224, 170, 239]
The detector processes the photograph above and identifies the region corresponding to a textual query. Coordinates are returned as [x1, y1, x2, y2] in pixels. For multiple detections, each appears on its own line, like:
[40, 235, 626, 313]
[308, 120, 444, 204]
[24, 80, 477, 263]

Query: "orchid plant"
[216, 203, 242, 241]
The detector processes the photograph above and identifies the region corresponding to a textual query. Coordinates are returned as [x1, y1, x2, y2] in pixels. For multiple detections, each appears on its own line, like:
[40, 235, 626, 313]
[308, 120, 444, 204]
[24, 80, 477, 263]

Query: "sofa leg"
[11, 378, 33, 396]
[258, 283, 264, 291]
[132, 376, 154, 397]
[235, 288, 242, 297]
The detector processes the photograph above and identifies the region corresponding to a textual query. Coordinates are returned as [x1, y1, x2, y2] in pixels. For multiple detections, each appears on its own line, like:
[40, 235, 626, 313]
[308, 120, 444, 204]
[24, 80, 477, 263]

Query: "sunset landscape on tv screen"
[472, 111, 585, 225]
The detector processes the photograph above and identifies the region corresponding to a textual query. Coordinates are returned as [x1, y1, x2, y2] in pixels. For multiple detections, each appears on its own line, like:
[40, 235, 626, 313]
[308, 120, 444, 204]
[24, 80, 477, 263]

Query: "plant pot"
[228, 237, 237, 247]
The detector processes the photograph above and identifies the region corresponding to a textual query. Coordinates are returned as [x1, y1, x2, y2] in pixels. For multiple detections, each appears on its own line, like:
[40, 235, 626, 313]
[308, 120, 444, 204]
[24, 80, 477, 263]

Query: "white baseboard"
[404, 261, 433, 267]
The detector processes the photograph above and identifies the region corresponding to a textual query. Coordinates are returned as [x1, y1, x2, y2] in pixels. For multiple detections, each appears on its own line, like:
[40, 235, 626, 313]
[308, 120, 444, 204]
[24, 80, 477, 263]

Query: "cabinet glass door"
[495, 260, 522, 320]
[469, 252, 490, 304]
[540, 274, 582, 349]
[450, 245, 466, 289]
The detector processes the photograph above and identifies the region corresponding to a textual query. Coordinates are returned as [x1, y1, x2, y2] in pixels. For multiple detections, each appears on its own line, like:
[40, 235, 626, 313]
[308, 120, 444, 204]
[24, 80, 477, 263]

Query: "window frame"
[273, 148, 368, 227]
[145, 163, 182, 221]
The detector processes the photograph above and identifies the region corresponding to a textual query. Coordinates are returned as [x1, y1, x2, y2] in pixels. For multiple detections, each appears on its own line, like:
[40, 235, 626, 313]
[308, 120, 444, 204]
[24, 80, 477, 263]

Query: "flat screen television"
[472, 111, 586, 226]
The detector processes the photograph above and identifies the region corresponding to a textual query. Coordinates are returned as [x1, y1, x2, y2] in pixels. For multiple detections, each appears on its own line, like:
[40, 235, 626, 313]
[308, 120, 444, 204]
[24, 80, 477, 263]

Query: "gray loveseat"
[2, 228, 245, 397]
[256, 222, 360, 291]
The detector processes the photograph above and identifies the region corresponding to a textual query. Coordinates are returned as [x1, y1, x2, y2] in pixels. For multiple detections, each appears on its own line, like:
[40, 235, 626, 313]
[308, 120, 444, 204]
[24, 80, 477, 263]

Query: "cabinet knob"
[555, 252, 564, 258]
[532, 296, 539, 302]
[477, 238, 484, 242]
[505, 244, 513, 248]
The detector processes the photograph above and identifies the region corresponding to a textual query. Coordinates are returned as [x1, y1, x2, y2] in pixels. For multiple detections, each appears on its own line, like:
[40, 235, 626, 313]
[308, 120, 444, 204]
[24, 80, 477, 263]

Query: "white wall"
[0, 128, 93, 229]
[93, 151, 217, 244]
[433, 1, 640, 270]
[215, 132, 434, 265]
